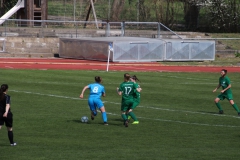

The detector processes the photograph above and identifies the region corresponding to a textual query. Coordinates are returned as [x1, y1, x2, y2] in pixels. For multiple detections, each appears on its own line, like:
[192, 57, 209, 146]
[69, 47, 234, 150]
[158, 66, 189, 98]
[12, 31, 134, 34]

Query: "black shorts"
[0, 112, 13, 127]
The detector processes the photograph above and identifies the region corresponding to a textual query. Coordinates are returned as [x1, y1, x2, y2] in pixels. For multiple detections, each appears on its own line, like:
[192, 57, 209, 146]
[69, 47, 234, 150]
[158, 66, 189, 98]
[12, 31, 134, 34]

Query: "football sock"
[93, 110, 97, 116]
[8, 131, 14, 144]
[102, 112, 107, 122]
[121, 113, 127, 120]
[128, 112, 138, 121]
[232, 104, 240, 112]
[126, 113, 131, 119]
[216, 102, 223, 111]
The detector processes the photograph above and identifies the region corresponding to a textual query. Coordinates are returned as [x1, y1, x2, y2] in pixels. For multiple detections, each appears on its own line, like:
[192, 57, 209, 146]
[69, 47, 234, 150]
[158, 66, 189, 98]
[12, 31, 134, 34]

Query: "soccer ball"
[81, 116, 88, 123]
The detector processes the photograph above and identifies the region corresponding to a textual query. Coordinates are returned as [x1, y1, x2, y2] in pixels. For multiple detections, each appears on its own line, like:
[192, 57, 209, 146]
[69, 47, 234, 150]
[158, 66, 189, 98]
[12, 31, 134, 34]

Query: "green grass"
[1, 69, 240, 160]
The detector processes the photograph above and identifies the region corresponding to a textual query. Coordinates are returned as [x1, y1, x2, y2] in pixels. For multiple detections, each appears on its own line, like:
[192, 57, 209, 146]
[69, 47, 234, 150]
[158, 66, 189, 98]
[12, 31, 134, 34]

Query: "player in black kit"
[0, 84, 16, 146]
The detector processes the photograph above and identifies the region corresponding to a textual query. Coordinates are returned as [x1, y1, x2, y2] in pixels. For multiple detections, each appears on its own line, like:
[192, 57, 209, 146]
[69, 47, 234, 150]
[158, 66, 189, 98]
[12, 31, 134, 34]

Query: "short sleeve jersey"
[118, 81, 137, 101]
[219, 76, 232, 94]
[88, 83, 105, 98]
[0, 94, 11, 113]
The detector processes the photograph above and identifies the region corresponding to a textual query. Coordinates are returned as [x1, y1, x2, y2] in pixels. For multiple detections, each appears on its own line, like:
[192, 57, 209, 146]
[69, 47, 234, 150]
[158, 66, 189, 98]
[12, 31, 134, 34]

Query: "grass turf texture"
[0, 69, 240, 160]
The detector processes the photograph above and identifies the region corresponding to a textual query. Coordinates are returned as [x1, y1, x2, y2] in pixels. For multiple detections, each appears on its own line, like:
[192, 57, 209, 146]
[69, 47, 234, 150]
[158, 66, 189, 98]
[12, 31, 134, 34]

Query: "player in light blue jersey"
[80, 76, 108, 125]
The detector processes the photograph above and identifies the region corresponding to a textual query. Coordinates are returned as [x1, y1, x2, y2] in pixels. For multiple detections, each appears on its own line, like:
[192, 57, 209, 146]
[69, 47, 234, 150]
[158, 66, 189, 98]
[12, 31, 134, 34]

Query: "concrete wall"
[0, 37, 59, 58]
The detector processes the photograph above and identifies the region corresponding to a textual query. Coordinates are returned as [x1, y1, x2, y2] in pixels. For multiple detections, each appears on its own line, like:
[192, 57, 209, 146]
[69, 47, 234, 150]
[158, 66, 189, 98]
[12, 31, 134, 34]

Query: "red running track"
[0, 58, 240, 72]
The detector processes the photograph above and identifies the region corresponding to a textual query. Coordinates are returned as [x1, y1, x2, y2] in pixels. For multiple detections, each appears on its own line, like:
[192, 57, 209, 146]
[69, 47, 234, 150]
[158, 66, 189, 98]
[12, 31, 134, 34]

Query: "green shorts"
[217, 93, 233, 101]
[130, 100, 140, 110]
[121, 99, 134, 112]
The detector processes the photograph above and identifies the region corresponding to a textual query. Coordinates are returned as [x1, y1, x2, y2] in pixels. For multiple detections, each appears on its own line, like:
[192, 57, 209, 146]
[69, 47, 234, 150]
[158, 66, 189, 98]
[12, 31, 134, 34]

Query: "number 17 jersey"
[118, 81, 138, 101]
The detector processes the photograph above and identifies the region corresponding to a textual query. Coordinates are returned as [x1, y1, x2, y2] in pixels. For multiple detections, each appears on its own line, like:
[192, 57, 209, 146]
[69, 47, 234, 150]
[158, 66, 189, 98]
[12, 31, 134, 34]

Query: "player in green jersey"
[126, 75, 142, 124]
[117, 73, 139, 127]
[213, 69, 240, 116]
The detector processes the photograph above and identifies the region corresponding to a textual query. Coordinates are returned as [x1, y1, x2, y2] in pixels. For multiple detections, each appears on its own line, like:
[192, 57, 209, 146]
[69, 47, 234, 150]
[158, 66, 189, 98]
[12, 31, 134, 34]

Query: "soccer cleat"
[124, 120, 128, 127]
[10, 142, 17, 146]
[238, 112, 240, 116]
[104, 122, 108, 125]
[219, 110, 224, 114]
[127, 115, 131, 120]
[91, 115, 94, 120]
[132, 121, 139, 124]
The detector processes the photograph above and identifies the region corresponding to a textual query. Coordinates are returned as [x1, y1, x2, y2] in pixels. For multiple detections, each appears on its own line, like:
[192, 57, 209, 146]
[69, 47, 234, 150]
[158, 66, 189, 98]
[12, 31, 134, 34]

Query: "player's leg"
[120, 103, 129, 127]
[122, 111, 129, 127]
[99, 107, 108, 125]
[228, 99, 240, 115]
[7, 127, 16, 146]
[121, 102, 128, 121]
[6, 113, 16, 146]
[95, 99, 108, 125]
[88, 98, 97, 120]
[122, 101, 133, 127]
[125, 110, 132, 122]
[128, 108, 139, 124]
[128, 101, 139, 124]
[215, 95, 223, 114]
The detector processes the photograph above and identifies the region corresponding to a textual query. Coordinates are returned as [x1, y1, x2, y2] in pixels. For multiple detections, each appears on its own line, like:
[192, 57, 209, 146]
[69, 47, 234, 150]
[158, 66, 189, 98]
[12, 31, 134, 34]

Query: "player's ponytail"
[131, 75, 141, 83]
[0, 88, 3, 100]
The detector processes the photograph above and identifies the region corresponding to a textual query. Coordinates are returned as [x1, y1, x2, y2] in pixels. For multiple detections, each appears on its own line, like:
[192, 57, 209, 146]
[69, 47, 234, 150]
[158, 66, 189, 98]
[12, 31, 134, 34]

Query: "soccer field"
[0, 69, 240, 160]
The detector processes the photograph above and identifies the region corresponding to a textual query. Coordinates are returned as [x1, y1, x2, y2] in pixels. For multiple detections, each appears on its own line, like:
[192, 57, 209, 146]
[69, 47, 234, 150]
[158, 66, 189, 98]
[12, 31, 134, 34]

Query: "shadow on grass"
[112, 118, 123, 122]
[198, 111, 219, 114]
[68, 119, 124, 126]
[0, 143, 12, 147]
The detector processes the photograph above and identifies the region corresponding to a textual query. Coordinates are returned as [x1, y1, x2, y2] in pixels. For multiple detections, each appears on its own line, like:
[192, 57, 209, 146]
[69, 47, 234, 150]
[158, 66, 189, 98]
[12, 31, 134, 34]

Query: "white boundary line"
[10, 90, 240, 128]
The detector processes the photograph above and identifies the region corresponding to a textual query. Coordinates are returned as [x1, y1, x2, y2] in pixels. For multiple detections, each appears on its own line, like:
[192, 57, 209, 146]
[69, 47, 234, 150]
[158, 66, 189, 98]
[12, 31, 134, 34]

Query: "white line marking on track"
[4, 66, 14, 69]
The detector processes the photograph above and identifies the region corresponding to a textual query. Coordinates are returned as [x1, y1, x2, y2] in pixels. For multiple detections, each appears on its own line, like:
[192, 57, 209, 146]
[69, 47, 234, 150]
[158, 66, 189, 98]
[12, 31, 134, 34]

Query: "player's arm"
[116, 87, 122, 96]
[3, 96, 10, 117]
[102, 92, 106, 97]
[136, 87, 142, 92]
[3, 104, 10, 117]
[134, 83, 141, 92]
[101, 87, 106, 97]
[213, 84, 221, 92]
[221, 78, 232, 93]
[221, 84, 231, 93]
[136, 84, 142, 92]
[80, 85, 89, 99]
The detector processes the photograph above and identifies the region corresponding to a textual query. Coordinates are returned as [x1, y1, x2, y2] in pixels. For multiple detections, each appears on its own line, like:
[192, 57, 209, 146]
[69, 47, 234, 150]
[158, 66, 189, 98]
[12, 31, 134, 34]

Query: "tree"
[183, 0, 240, 32]
[153, 0, 176, 27]
[111, 0, 126, 21]
[183, 0, 206, 30]
[206, 0, 239, 32]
